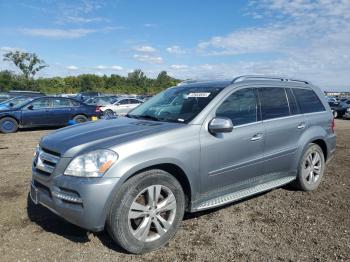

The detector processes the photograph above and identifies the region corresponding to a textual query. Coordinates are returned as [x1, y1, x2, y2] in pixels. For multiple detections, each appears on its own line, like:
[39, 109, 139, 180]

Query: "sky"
[0, 0, 349, 91]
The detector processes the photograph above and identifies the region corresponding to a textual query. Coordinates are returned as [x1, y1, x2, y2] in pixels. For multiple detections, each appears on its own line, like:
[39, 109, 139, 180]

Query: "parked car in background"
[328, 99, 350, 118]
[0, 93, 11, 103]
[8, 90, 45, 98]
[30, 75, 335, 254]
[85, 96, 118, 106]
[74, 91, 101, 102]
[100, 98, 143, 116]
[0, 96, 30, 110]
[0, 96, 101, 133]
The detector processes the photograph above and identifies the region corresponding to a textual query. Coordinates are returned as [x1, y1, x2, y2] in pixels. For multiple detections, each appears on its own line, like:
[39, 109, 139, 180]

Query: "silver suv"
[30, 75, 336, 254]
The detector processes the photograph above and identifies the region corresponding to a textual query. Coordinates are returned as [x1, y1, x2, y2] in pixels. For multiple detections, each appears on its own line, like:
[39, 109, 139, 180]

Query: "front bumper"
[30, 169, 120, 232]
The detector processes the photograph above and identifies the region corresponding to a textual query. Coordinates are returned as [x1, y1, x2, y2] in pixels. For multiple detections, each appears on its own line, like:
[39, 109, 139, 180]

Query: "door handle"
[297, 123, 306, 129]
[251, 133, 263, 141]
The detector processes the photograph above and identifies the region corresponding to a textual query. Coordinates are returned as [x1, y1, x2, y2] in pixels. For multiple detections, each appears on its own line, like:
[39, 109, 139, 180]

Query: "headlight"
[64, 150, 118, 177]
[347, 108, 350, 112]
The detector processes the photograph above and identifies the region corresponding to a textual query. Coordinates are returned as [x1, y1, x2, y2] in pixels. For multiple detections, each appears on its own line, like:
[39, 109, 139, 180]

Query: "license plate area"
[30, 183, 39, 204]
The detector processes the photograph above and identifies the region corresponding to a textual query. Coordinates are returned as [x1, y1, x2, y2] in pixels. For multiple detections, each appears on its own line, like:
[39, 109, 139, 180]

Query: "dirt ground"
[0, 120, 349, 262]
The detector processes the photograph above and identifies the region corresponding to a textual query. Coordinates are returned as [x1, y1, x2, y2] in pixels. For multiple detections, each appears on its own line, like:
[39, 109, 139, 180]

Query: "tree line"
[0, 51, 181, 94]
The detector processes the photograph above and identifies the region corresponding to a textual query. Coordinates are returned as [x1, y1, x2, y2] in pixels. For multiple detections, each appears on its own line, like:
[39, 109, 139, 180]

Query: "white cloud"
[143, 23, 157, 28]
[134, 45, 157, 53]
[194, 0, 350, 89]
[66, 65, 78, 70]
[0, 46, 24, 53]
[170, 64, 188, 70]
[111, 65, 123, 70]
[133, 54, 163, 64]
[19, 28, 96, 38]
[95, 65, 107, 70]
[166, 45, 186, 54]
[63, 16, 107, 24]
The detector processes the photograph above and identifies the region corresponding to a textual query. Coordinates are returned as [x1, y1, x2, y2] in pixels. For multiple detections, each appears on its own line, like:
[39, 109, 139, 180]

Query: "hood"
[40, 117, 184, 157]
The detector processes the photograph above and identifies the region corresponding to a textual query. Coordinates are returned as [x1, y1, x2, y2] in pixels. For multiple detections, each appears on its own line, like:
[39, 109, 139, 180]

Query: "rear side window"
[216, 88, 258, 126]
[285, 88, 300, 115]
[259, 87, 290, 120]
[52, 98, 71, 107]
[293, 88, 325, 113]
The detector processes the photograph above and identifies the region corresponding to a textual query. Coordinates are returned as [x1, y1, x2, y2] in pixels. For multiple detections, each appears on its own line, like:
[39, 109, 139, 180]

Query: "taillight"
[95, 106, 101, 113]
[331, 118, 335, 133]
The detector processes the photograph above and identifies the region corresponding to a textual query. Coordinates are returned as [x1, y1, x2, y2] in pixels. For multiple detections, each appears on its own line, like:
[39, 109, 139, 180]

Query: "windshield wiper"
[135, 115, 160, 121]
[125, 114, 159, 121]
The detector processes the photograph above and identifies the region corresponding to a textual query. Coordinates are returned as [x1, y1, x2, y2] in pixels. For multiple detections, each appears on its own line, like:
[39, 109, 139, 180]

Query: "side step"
[194, 176, 295, 211]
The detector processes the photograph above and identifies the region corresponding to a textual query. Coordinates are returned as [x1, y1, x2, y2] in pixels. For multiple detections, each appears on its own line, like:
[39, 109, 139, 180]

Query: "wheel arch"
[124, 163, 193, 211]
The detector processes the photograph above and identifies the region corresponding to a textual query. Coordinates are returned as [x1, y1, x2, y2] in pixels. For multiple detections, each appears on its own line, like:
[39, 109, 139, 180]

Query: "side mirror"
[208, 117, 233, 134]
[115, 103, 120, 106]
[27, 105, 34, 110]
[9, 102, 14, 107]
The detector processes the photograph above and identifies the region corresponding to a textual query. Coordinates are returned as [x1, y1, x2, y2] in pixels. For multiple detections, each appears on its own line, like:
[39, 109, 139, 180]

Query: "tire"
[294, 143, 325, 191]
[72, 114, 88, 123]
[106, 169, 185, 254]
[104, 109, 115, 117]
[0, 117, 18, 133]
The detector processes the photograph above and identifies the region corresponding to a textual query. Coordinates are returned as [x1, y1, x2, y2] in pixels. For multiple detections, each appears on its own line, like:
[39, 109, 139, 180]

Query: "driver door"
[21, 98, 52, 127]
[199, 88, 265, 195]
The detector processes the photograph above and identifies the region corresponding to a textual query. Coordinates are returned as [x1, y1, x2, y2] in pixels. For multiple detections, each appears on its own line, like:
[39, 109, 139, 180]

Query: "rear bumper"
[30, 170, 120, 231]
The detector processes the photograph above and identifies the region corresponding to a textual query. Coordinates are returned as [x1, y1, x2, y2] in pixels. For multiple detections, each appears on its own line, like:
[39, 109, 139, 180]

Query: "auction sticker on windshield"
[187, 92, 211, 98]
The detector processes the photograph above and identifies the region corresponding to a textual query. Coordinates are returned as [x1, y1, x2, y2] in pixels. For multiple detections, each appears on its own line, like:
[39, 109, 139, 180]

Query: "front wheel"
[107, 170, 185, 254]
[0, 117, 18, 133]
[294, 143, 325, 191]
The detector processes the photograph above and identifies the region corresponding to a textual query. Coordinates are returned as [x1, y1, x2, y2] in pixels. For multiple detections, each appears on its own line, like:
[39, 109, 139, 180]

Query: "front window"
[128, 85, 223, 123]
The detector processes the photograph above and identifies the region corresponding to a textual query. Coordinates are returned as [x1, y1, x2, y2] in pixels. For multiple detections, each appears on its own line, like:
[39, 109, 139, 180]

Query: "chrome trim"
[34, 149, 60, 175]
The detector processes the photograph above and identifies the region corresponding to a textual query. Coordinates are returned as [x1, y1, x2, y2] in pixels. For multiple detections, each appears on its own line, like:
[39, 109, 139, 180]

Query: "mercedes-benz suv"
[30, 75, 336, 254]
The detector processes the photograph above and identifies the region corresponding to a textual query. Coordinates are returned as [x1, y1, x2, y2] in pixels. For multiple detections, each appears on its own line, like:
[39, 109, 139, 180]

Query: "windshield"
[128, 85, 223, 123]
[0, 97, 30, 108]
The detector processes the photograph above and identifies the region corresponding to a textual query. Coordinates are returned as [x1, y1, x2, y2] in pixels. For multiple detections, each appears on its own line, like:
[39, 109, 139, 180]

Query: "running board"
[194, 176, 295, 211]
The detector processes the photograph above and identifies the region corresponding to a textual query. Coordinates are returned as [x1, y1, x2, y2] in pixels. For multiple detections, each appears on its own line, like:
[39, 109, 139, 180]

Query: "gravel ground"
[0, 120, 349, 261]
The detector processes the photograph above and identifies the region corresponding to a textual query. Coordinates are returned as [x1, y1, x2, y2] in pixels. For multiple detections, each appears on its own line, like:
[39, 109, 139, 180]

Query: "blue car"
[0, 96, 101, 133]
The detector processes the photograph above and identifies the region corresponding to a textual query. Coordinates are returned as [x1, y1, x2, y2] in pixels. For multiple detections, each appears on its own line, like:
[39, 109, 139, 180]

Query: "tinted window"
[285, 88, 300, 115]
[52, 98, 71, 107]
[118, 99, 129, 105]
[216, 88, 258, 126]
[29, 98, 50, 109]
[259, 87, 289, 120]
[129, 99, 141, 104]
[293, 88, 325, 113]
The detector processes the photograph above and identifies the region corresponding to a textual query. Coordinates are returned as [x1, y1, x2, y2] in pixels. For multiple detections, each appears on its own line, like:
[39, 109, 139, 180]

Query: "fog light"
[52, 191, 83, 204]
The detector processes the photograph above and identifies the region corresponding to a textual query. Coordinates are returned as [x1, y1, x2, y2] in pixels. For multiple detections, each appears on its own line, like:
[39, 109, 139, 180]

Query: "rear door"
[258, 87, 306, 178]
[50, 98, 74, 125]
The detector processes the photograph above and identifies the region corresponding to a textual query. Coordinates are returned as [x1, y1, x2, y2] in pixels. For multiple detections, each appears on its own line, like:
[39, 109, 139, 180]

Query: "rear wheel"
[0, 117, 18, 133]
[104, 109, 115, 117]
[107, 170, 185, 254]
[294, 143, 325, 191]
[72, 114, 88, 123]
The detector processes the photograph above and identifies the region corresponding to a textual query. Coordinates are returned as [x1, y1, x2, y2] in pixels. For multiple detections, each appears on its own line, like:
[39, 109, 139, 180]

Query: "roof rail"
[177, 79, 201, 86]
[231, 75, 310, 85]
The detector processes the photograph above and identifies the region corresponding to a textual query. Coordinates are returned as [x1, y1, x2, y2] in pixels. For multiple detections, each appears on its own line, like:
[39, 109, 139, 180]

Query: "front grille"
[34, 148, 61, 176]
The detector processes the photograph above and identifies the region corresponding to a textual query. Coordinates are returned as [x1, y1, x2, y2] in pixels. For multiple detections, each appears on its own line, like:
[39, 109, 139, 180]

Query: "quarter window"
[259, 87, 290, 120]
[293, 88, 325, 113]
[216, 88, 258, 126]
